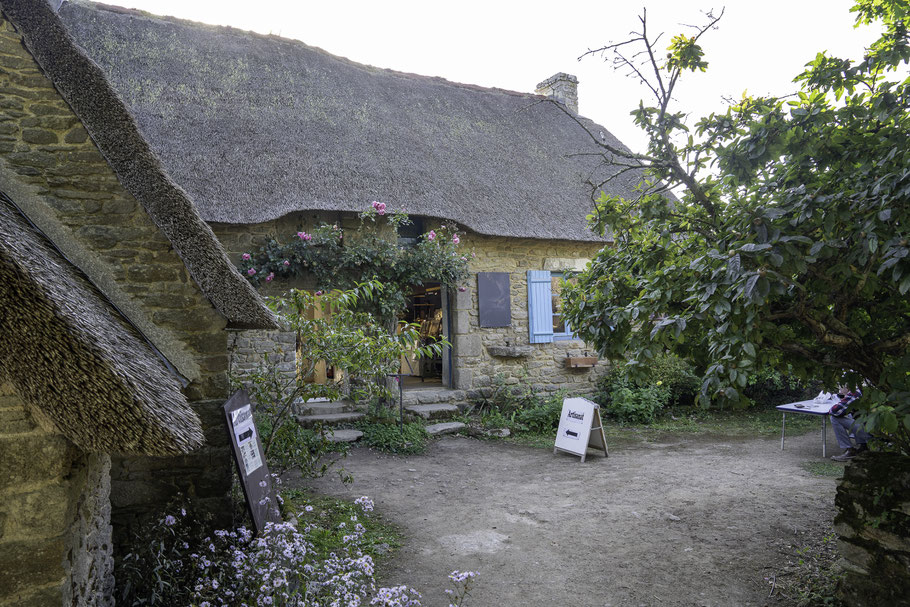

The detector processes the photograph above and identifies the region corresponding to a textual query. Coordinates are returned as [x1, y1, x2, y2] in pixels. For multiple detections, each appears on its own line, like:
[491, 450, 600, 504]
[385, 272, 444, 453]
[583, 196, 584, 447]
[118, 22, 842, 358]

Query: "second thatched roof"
[0, 195, 204, 455]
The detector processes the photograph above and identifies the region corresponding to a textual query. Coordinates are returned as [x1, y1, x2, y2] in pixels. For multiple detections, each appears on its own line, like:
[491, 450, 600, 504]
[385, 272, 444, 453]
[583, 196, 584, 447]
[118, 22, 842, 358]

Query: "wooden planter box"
[565, 356, 598, 369]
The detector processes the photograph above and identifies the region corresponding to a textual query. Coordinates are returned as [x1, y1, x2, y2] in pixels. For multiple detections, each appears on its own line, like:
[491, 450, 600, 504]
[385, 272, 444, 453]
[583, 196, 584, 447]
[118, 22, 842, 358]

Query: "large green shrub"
[743, 367, 816, 407]
[646, 354, 700, 407]
[469, 373, 566, 434]
[595, 354, 698, 423]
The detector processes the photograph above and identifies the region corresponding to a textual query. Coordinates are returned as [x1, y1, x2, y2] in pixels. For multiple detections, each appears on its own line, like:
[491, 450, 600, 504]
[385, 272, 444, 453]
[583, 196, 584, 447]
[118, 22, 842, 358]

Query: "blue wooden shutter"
[527, 270, 554, 343]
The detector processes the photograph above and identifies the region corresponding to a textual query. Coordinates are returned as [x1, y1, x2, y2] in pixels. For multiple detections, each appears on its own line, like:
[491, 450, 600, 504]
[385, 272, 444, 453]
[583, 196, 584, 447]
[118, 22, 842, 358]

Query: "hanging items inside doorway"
[401, 282, 443, 382]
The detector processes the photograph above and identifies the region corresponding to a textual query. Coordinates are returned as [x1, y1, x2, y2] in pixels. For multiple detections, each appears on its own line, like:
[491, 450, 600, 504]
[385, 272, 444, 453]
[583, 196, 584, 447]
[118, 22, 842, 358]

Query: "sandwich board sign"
[223, 390, 280, 534]
[554, 397, 608, 462]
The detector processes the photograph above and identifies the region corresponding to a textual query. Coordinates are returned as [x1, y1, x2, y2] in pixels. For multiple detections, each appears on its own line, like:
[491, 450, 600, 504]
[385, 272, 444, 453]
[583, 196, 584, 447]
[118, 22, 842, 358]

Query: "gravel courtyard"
[303, 429, 841, 607]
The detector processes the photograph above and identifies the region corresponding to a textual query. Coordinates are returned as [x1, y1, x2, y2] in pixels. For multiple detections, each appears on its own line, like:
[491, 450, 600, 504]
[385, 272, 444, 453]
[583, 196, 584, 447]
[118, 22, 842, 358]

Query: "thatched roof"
[0, 196, 204, 455]
[56, 1, 639, 242]
[1, 0, 276, 330]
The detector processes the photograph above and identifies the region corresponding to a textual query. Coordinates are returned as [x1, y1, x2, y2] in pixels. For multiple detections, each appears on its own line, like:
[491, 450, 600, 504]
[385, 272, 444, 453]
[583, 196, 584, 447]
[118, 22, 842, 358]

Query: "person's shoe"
[832, 447, 858, 462]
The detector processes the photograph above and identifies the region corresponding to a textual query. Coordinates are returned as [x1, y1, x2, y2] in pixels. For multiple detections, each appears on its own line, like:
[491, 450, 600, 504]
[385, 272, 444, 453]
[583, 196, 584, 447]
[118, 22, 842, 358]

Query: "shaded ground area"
[302, 428, 841, 607]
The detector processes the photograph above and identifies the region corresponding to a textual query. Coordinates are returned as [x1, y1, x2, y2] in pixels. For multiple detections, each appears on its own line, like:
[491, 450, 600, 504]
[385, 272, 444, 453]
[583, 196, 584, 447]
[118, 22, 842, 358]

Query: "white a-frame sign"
[554, 397, 609, 462]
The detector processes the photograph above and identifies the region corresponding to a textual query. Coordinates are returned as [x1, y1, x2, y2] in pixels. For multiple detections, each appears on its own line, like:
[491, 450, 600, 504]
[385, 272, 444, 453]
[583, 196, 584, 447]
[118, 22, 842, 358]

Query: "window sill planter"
[565, 356, 598, 369]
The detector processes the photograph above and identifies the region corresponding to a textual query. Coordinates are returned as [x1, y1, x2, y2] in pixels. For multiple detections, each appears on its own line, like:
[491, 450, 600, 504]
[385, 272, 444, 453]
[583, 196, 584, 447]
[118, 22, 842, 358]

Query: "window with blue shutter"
[528, 270, 576, 343]
[527, 270, 554, 343]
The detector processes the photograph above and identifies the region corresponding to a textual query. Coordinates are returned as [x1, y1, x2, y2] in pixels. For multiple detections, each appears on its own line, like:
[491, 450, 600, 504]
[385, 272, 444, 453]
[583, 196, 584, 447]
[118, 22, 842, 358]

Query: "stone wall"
[214, 215, 612, 400]
[229, 329, 297, 384]
[452, 232, 610, 397]
[0, 381, 113, 607]
[110, 399, 234, 547]
[0, 15, 234, 558]
[834, 452, 910, 607]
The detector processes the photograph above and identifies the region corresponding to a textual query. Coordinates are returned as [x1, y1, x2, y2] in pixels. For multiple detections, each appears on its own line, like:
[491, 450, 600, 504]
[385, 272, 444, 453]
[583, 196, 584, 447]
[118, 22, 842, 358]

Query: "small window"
[550, 272, 576, 340]
[528, 270, 577, 343]
[397, 216, 425, 246]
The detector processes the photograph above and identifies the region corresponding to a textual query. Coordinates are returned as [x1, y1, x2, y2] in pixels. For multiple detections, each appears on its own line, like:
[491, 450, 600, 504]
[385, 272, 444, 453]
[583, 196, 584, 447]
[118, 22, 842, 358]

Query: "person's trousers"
[831, 413, 870, 449]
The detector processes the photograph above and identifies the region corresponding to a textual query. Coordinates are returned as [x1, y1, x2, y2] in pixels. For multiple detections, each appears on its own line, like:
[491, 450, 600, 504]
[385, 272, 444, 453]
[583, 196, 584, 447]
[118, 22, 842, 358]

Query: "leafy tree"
[561, 1, 910, 453]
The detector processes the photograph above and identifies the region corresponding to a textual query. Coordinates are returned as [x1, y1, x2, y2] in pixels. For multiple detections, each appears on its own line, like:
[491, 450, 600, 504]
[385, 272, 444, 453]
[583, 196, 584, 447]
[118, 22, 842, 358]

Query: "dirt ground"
[302, 428, 842, 607]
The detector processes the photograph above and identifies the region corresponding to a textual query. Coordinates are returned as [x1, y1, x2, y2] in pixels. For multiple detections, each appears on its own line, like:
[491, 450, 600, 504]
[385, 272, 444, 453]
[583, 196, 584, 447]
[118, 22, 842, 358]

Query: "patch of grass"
[357, 420, 428, 454]
[282, 489, 402, 562]
[801, 461, 845, 478]
[651, 407, 818, 436]
[769, 525, 844, 606]
[496, 406, 820, 450]
[503, 432, 554, 449]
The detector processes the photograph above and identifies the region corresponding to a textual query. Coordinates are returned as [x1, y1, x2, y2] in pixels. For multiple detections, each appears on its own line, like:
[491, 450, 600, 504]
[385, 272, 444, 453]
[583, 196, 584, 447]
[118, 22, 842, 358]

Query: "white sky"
[102, 1, 879, 152]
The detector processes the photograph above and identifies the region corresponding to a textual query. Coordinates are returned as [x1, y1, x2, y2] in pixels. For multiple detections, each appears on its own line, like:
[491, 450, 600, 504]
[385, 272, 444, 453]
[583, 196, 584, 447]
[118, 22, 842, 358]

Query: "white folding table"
[775, 398, 837, 457]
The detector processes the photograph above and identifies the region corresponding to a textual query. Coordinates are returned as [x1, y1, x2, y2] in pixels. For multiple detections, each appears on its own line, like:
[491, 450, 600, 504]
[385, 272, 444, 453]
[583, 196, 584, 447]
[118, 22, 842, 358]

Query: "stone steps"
[296, 412, 365, 427]
[404, 403, 460, 420]
[324, 429, 364, 443]
[425, 421, 465, 436]
[400, 388, 467, 408]
[298, 400, 353, 415]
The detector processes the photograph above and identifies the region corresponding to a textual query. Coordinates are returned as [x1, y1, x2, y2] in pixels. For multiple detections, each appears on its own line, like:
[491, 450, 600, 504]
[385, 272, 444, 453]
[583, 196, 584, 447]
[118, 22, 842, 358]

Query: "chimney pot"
[535, 73, 579, 114]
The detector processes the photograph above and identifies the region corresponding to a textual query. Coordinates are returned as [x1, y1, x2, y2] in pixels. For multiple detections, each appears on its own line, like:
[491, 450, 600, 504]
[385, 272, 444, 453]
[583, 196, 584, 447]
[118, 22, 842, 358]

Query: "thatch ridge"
[0, 197, 203, 455]
[1, 0, 277, 329]
[58, 0, 640, 242]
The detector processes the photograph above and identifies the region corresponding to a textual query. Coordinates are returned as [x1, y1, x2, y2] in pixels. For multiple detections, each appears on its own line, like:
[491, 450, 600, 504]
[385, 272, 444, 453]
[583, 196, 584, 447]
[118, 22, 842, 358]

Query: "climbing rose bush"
[237, 201, 470, 321]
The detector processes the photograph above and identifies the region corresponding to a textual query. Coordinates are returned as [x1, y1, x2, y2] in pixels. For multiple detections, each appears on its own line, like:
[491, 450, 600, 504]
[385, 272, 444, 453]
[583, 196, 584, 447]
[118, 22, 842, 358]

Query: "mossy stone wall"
[834, 452, 910, 606]
[0, 381, 113, 607]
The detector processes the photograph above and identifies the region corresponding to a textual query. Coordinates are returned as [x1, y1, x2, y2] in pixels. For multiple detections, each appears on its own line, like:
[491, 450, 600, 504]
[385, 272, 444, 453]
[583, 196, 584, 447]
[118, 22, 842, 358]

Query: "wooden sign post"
[553, 397, 609, 462]
[223, 390, 280, 534]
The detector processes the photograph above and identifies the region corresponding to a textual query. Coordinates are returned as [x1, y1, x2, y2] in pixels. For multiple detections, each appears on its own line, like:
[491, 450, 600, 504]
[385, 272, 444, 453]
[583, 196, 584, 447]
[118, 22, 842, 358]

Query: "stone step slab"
[404, 403, 459, 420]
[425, 422, 465, 436]
[324, 429, 363, 443]
[401, 389, 466, 407]
[296, 412, 365, 427]
[299, 401, 352, 415]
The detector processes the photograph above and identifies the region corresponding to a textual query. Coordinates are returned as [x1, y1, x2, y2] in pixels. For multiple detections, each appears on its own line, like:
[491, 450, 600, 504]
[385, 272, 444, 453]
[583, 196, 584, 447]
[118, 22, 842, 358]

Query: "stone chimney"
[535, 73, 578, 114]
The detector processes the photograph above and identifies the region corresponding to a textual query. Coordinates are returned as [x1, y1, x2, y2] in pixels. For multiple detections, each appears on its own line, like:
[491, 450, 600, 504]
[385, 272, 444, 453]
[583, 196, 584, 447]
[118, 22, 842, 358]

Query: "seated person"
[830, 386, 869, 461]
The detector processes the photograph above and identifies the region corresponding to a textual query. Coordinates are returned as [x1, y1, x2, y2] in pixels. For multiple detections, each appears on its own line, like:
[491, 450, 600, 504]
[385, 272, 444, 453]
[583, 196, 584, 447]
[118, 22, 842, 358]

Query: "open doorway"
[296, 294, 343, 388]
[400, 282, 448, 388]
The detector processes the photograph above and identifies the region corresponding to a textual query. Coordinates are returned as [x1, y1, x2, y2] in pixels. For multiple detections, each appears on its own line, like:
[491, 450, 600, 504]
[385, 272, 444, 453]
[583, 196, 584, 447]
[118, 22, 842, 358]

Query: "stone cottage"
[57, 1, 643, 404]
[0, 0, 275, 604]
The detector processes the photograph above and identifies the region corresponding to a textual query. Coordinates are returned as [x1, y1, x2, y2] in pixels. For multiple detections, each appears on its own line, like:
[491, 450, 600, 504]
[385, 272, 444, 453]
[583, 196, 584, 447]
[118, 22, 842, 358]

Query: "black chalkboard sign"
[223, 390, 280, 534]
[478, 272, 511, 327]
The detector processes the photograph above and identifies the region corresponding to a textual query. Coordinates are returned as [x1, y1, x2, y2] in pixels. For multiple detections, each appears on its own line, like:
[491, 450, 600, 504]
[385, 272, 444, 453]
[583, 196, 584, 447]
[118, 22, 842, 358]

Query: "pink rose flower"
[283, 260, 290, 267]
[427, 230, 436, 241]
[266, 272, 275, 282]
[247, 268, 256, 276]
[452, 234, 460, 244]
[241, 253, 251, 261]
[298, 231, 312, 241]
